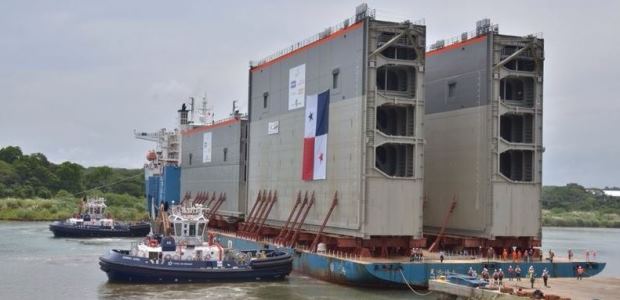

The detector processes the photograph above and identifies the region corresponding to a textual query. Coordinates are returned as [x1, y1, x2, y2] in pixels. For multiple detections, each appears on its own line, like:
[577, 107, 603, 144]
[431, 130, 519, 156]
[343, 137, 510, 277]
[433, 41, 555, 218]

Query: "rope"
[74, 173, 143, 195]
[399, 268, 433, 296]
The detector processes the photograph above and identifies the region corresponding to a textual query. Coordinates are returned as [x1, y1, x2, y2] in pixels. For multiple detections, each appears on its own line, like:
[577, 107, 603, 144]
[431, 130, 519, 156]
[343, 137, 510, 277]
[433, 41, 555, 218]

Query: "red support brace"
[254, 191, 278, 238]
[248, 190, 270, 234]
[241, 191, 261, 232]
[244, 191, 266, 236]
[208, 193, 226, 220]
[283, 191, 308, 244]
[289, 191, 315, 247]
[206, 191, 217, 208]
[275, 191, 301, 244]
[194, 191, 202, 205]
[310, 192, 338, 252]
[428, 195, 457, 252]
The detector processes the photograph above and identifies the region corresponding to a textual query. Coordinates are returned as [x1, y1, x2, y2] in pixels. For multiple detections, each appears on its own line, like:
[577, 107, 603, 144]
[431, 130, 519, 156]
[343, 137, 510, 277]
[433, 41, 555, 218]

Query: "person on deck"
[577, 265, 584, 280]
[508, 265, 514, 281]
[568, 249, 574, 261]
[542, 268, 549, 287]
[439, 250, 445, 263]
[487, 247, 495, 262]
[515, 265, 522, 281]
[482, 267, 489, 282]
[512, 250, 517, 263]
[548, 250, 555, 263]
[502, 248, 508, 261]
[528, 266, 536, 288]
[498, 268, 504, 285]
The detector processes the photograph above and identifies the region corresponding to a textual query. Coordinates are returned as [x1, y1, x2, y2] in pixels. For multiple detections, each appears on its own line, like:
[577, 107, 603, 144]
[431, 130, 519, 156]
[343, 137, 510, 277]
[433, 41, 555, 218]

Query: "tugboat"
[49, 197, 151, 238]
[99, 204, 293, 283]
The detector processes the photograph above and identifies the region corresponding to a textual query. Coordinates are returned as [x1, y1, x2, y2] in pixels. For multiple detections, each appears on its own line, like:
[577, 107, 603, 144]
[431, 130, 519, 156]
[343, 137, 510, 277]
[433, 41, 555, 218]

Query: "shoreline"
[0, 219, 618, 228]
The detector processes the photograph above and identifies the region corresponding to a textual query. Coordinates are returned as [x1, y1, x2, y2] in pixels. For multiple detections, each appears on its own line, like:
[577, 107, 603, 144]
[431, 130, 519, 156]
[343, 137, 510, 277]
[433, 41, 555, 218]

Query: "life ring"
[164, 254, 172, 261]
[148, 240, 158, 247]
[173, 254, 180, 260]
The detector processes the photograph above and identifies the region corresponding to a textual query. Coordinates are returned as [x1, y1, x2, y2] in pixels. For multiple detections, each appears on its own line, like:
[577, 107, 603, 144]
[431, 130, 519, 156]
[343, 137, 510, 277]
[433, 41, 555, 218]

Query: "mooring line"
[399, 268, 433, 296]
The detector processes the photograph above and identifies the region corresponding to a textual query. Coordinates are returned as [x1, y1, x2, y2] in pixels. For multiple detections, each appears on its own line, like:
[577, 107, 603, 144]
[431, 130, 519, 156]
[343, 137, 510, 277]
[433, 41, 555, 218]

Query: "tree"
[54, 162, 84, 194]
[84, 166, 114, 193]
[0, 160, 18, 185]
[0, 146, 23, 163]
[12, 154, 59, 196]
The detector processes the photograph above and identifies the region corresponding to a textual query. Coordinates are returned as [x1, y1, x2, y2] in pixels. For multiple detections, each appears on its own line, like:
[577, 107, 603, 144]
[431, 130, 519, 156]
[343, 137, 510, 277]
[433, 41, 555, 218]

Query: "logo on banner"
[288, 64, 306, 110]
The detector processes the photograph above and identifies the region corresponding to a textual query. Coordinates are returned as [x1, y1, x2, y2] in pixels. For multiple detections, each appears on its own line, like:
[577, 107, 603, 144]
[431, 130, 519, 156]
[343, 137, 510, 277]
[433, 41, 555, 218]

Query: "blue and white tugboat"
[99, 204, 292, 283]
[49, 197, 150, 238]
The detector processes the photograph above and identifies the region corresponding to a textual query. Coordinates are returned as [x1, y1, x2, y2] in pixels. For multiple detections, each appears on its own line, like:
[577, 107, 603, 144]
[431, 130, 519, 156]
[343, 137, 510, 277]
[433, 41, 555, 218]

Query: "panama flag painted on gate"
[302, 90, 330, 181]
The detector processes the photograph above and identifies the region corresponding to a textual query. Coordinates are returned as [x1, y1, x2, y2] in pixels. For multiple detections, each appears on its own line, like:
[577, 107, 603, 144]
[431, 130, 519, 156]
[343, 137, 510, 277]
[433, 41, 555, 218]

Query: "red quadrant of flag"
[302, 138, 315, 181]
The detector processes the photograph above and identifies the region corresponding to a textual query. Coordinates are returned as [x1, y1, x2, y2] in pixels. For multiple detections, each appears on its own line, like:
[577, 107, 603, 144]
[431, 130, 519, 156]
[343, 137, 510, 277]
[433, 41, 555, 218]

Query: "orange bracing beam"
[249, 191, 271, 234]
[311, 192, 338, 252]
[254, 191, 278, 237]
[208, 193, 226, 219]
[193, 191, 201, 205]
[428, 195, 457, 252]
[241, 191, 262, 232]
[244, 191, 266, 235]
[283, 192, 308, 244]
[289, 191, 315, 247]
[276, 192, 302, 244]
[206, 191, 217, 208]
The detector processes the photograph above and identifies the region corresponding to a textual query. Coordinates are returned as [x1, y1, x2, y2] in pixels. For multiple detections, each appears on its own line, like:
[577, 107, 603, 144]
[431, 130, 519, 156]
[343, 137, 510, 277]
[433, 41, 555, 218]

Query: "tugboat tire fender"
[251, 257, 293, 269]
[164, 254, 172, 261]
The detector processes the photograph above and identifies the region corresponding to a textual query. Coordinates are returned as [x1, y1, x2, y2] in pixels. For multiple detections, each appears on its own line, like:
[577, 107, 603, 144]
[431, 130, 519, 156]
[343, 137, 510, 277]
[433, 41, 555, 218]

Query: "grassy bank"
[0, 193, 149, 221]
[542, 209, 620, 228]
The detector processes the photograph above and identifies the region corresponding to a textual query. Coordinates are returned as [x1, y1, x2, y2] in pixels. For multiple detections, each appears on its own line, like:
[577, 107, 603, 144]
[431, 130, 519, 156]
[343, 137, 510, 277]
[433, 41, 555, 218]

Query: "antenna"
[198, 94, 208, 125]
[232, 100, 240, 117]
[189, 97, 195, 125]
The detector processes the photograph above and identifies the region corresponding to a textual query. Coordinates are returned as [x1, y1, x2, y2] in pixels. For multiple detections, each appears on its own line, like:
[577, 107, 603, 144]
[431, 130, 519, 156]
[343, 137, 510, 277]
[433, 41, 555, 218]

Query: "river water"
[0, 222, 617, 300]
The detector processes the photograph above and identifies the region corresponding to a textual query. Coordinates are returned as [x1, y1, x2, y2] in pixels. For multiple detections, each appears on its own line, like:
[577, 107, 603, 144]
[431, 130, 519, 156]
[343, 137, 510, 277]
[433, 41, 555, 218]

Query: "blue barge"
[216, 233, 606, 288]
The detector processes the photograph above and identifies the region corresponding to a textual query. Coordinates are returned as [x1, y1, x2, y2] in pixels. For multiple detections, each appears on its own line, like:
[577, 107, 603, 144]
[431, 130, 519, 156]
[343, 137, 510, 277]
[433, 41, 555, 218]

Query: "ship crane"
[133, 128, 180, 165]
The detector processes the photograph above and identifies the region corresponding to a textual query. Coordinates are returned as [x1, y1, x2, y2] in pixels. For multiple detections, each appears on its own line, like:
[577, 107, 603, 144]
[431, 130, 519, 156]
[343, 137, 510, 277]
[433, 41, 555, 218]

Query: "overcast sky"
[1, 0, 619, 187]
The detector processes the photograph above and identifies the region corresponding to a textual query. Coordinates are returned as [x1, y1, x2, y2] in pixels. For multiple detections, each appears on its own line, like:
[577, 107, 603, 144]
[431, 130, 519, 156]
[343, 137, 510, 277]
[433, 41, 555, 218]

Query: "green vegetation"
[0, 146, 147, 221]
[542, 183, 620, 228]
[0, 193, 149, 221]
